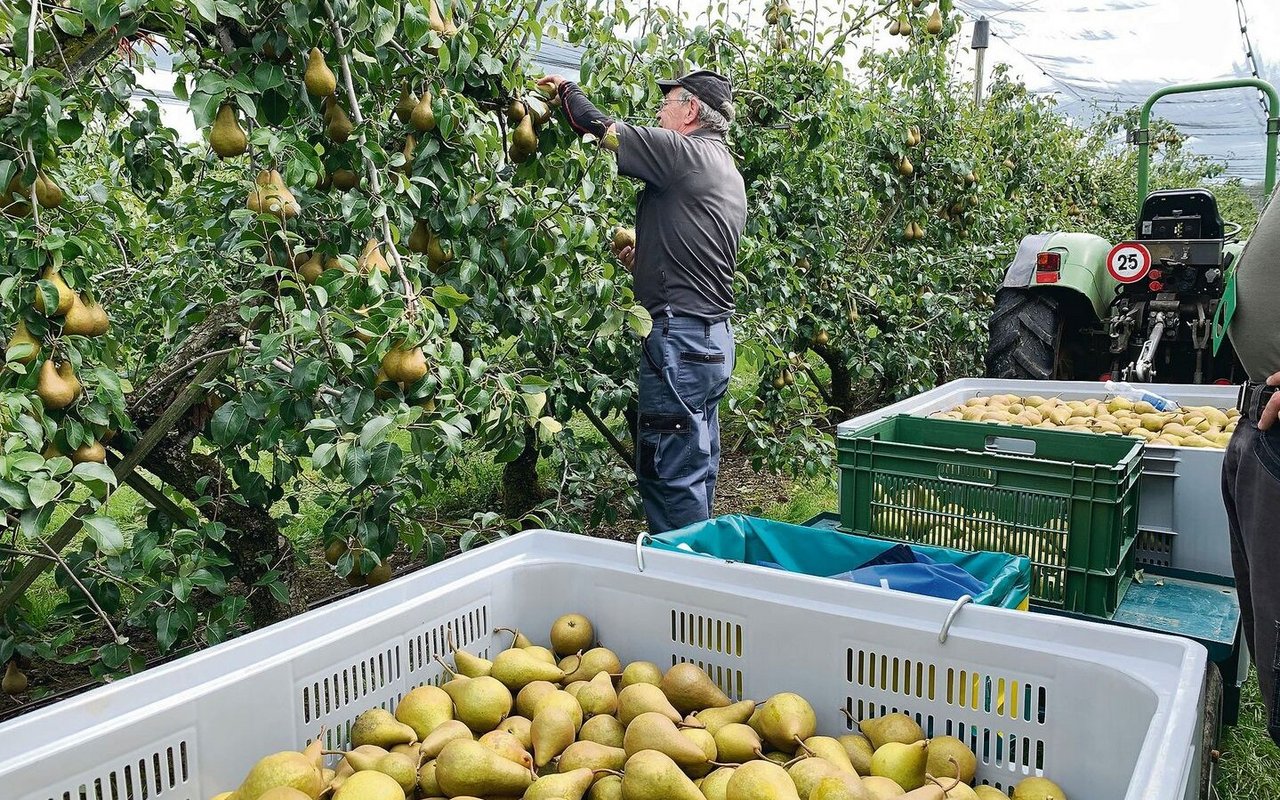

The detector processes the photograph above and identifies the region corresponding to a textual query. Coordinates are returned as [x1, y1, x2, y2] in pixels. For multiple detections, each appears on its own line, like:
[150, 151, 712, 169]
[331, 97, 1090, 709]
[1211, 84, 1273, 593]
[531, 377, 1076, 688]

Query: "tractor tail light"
[1148, 280, 1164, 292]
[1035, 251, 1061, 284]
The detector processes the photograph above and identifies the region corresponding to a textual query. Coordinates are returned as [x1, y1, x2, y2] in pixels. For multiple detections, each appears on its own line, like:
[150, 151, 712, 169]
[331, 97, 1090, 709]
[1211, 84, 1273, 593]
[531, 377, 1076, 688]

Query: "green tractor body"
[986, 78, 1279, 384]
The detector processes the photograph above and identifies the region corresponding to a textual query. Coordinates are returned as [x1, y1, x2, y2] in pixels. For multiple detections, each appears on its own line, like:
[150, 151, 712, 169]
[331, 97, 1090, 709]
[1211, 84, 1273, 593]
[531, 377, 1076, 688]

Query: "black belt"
[1238, 381, 1278, 421]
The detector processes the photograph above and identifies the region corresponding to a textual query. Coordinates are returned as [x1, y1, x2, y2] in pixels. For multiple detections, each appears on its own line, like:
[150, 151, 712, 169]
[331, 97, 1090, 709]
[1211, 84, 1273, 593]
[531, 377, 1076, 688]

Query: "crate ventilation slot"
[49, 740, 190, 800]
[406, 604, 490, 679]
[670, 609, 743, 657]
[302, 644, 401, 724]
[846, 649, 1046, 724]
[844, 699, 1045, 774]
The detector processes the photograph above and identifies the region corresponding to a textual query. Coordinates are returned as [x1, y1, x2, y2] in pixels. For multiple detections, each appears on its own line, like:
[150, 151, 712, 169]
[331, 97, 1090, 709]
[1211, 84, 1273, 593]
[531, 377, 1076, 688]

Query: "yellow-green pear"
[525, 767, 595, 800]
[33, 172, 64, 208]
[858, 713, 924, 750]
[497, 714, 532, 748]
[234, 752, 324, 800]
[1012, 776, 1067, 800]
[416, 759, 439, 796]
[420, 719, 472, 758]
[789, 757, 856, 799]
[533, 688, 584, 730]
[576, 669, 619, 717]
[696, 699, 756, 734]
[351, 708, 417, 748]
[331, 769, 403, 800]
[477, 729, 533, 770]
[6, 319, 39, 363]
[442, 675, 512, 733]
[516, 679, 559, 718]
[34, 267, 74, 316]
[714, 723, 764, 763]
[803, 736, 857, 773]
[411, 92, 436, 132]
[490, 646, 565, 690]
[394, 84, 419, 124]
[618, 682, 682, 725]
[869, 740, 928, 792]
[680, 725, 719, 778]
[756, 692, 817, 752]
[620, 750, 704, 800]
[530, 704, 576, 767]
[395, 684, 454, 739]
[589, 773, 623, 800]
[701, 766, 737, 800]
[550, 613, 595, 655]
[623, 711, 709, 768]
[579, 712, 625, 748]
[620, 661, 664, 688]
[37, 359, 77, 409]
[726, 759, 800, 800]
[661, 662, 732, 713]
[838, 734, 874, 775]
[926, 736, 977, 785]
[304, 48, 337, 97]
[451, 645, 493, 677]
[557, 740, 626, 774]
[560, 647, 621, 684]
[974, 786, 1010, 800]
[211, 103, 248, 158]
[861, 776, 906, 800]
[435, 738, 534, 796]
[811, 774, 873, 800]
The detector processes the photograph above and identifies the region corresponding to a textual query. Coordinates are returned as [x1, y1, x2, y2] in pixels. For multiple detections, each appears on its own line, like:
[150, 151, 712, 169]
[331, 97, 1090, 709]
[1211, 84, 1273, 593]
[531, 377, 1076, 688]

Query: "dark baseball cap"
[657, 69, 733, 111]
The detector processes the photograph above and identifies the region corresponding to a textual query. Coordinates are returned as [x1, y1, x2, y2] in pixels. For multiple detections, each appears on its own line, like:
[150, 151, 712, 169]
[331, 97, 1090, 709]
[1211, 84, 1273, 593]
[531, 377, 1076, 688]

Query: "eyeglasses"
[658, 97, 693, 110]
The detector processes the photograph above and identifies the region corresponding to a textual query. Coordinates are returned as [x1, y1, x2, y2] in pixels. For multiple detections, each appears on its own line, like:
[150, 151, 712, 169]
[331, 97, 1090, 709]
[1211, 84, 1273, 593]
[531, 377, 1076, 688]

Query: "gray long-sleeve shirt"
[556, 82, 746, 321]
[1230, 186, 1280, 381]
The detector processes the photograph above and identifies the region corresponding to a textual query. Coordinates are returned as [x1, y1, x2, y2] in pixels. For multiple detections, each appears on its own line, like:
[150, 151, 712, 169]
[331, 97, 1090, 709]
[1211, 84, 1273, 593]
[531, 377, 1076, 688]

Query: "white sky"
[133, 1, 1280, 184]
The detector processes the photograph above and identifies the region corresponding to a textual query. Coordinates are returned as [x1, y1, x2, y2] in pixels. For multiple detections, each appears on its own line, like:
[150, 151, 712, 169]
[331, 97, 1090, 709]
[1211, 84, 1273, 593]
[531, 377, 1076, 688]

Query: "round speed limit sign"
[1106, 242, 1152, 283]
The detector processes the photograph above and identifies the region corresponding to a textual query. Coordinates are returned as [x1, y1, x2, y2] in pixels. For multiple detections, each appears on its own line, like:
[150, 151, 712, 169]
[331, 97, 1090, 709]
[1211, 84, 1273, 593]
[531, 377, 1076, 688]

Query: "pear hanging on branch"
[210, 103, 248, 158]
[304, 47, 337, 97]
[395, 84, 419, 124]
[246, 169, 300, 220]
[411, 91, 436, 132]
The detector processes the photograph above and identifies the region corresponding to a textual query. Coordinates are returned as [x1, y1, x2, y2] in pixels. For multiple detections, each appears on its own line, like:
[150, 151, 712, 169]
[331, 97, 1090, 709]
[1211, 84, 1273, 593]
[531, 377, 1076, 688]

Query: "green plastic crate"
[837, 415, 1144, 616]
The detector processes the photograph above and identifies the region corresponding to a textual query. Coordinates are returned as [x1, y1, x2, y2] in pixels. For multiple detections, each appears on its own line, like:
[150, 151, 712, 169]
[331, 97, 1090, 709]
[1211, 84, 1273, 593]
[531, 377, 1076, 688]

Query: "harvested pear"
[526, 767, 595, 800]
[579, 712, 626, 748]
[450, 644, 493, 678]
[490, 645, 565, 690]
[944, 782, 981, 800]
[926, 735, 977, 784]
[726, 759, 800, 800]
[477, 729, 533, 770]
[34, 267, 74, 316]
[620, 749, 704, 800]
[2, 661, 28, 694]
[561, 646, 622, 683]
[803, 736, 857, 773]
[620, 660, 664, 688]
[395, 684, 453, 739]
[756, 692, 817, 752]
[411, 92, 436, 132]
[861, 776, 906, 800]
[590, 773, 623, 800]
[838, 733, 874, 774]
[701, 766, 737, 800]
[211, 103, 248, 158]
[444, 674, 512, 732]
[394, 84, 419, 124]
[974, 787, 1010, 800]
[331, 769, 405, 800]
[714, 722, 764, 763]
[531, 704, 576, 767]
[611, 227, 637, 254]
[811, 774, 873, 800]
[788, 756, 854, 799]
[558, 740, 626, 774]
[869, 740, 928, 792]
[420, 719, 472, 758]
[696, 699, 756, 734]
[416, 759, 439, 794]
[304, 47, 337, 97]
[618, 682, 683, 725]
[623, 711, 709, 768]
[496, 714, 532, 748]
[1012, 776, 1067, 800]
[516, 679, 559, 718]
[435, 738, 533, 796]
[680, 726, 718, 778]
[257, 789, 313, 800]
[661, 662, 732, 713]
[6, 319, 39, 363]
[523, 644, 557, 664]
[37, 359, 78, 409]
[351, 707, 417, 748]
[235, 751, 324, 800]
[576, 668, 619, 717]
[550, 612, 595, 655]
[859, 712, 924, 749]
[533, 688, 584, 730]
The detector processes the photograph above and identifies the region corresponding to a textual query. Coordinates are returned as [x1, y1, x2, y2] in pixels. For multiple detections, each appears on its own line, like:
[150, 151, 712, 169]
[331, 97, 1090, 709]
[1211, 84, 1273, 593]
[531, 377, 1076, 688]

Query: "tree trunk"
[501, 428, 544, 521]
[811, 342, 855, 418]
[125, 301, 294, 623]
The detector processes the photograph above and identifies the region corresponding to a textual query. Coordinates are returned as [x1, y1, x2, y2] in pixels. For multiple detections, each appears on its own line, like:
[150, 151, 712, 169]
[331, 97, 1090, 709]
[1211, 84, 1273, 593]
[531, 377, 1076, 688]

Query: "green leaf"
[433, 285, 471, 309]
[522, 392, 547, 420]
[82, 514, 125, 556]
[537, 417, 564, 439]
[359, 416, 395, 448]
[627, 305, 653, 338]
[210, 402, 248, 445]
[72, 462, 118, 488]
[190, 0, 217, 23]
[27, 476, 61, 507]
[0, 479, 30, 510]
[343, 446, 370, 487]
[368, 442, 403, 485]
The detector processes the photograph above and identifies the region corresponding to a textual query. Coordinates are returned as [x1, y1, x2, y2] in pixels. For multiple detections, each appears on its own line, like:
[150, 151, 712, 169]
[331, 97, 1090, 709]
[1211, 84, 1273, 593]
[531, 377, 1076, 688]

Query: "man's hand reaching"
[617, 245, 635, 272]
[1260, 370, 1280, 431]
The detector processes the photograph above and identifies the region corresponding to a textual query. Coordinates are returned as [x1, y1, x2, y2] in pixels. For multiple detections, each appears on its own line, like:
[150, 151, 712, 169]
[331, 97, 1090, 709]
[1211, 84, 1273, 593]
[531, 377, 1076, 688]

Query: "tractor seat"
[1137, 188, 1223, 241]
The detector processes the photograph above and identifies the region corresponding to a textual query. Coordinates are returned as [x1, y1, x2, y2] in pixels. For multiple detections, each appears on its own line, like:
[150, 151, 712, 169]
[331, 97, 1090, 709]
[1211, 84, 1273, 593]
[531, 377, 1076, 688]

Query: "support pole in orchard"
[972, 17, 990, 107]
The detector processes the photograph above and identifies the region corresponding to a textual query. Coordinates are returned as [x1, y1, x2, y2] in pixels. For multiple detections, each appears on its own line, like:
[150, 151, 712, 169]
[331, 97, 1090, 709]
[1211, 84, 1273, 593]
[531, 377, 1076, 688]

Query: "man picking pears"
[1223, 184, 1280, 747]
[537, 70, 746, 533]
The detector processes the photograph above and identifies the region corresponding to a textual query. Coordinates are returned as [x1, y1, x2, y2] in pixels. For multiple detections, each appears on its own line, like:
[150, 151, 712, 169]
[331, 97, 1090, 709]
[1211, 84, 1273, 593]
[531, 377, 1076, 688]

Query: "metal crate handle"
[938, 594, 973, 643]
[635, 532, 651, 572]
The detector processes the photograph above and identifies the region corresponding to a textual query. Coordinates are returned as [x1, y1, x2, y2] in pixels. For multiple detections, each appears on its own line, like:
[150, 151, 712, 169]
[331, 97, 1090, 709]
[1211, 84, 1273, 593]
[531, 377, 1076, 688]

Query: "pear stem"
[594, 769, 624, 778]
[433, 654, 458, 677]
[839, 707, 857, 725]
[676, 718, 707, 730]
[494, 626, 523, 644]
[793, 735, 815, 756]
[782, 753, 810, 768]
[927, 773, 962, 793]
[446, 626, 459, 654]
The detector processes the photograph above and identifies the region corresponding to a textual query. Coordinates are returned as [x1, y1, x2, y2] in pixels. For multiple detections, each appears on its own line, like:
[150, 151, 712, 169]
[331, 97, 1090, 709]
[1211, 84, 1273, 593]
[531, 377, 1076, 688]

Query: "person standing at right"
[1223, 184, 1280, 747]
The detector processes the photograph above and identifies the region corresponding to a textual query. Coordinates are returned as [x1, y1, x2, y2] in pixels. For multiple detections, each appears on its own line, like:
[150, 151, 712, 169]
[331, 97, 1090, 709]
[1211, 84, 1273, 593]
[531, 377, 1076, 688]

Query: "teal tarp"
[647, 514, 1032, 609]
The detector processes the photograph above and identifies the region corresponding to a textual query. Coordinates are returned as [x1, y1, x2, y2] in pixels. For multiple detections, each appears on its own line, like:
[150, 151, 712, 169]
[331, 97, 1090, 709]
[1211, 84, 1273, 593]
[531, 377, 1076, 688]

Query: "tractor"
[985, 78, 1279, 385]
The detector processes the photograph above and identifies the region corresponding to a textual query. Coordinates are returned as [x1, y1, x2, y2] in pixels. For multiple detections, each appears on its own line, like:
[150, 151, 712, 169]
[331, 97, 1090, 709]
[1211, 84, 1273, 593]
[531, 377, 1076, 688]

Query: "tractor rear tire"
[985, 288, 1066, 380]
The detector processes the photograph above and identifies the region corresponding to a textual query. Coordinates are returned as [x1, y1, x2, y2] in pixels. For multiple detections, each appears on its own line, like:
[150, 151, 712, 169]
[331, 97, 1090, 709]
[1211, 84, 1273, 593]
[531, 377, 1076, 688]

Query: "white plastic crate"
[837, 378, 1239, 578]
[0, 531, 1207, 800]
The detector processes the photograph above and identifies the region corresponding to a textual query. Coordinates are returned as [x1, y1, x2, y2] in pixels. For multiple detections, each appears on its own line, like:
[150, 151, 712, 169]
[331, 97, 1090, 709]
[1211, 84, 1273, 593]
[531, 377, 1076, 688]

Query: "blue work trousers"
[637, 316, 735, 534]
